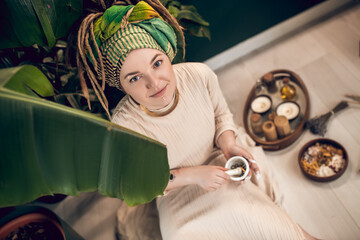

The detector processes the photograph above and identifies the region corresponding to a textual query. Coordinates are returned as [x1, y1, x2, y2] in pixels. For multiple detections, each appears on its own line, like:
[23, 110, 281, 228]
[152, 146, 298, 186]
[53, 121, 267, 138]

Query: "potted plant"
[0, 206, 83, 240]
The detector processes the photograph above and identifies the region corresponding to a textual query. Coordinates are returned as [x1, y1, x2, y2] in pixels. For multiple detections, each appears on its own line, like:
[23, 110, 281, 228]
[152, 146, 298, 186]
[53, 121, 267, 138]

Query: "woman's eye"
[154, 60, 162, 68]
[129, 75, 140, 83]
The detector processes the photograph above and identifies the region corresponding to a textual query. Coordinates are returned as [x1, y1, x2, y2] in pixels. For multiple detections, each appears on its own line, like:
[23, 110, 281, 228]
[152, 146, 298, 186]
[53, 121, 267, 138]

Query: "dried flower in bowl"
[298, 138, 348, 182]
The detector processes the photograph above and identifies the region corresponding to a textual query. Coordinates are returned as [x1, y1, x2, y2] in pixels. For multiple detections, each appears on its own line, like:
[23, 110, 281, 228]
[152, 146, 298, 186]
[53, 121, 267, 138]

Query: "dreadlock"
[76, 0, 185, 120]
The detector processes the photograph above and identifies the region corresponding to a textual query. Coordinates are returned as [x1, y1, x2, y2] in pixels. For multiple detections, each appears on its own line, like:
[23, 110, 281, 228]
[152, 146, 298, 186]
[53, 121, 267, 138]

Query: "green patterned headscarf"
[92, 1, 177, 90]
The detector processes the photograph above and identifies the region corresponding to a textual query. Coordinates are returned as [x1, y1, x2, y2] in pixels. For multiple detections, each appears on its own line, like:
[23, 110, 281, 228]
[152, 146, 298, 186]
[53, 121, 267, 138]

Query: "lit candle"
[251, 95, 272, 114]
[276, 101, 300, 120]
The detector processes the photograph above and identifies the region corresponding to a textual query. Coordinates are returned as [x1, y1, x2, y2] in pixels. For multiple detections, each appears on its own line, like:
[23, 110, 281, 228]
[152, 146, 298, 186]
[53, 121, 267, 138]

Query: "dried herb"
[306, 101, 348, 136]
[345, 94, 360, 104]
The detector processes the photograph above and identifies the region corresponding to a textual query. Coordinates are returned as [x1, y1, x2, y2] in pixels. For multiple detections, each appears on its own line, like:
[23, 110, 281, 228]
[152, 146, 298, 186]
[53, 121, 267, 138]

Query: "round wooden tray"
[243, 69, 310, 151]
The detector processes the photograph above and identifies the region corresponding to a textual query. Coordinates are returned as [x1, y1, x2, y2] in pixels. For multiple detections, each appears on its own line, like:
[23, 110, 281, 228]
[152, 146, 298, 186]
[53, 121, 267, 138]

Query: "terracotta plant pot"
[0, 206, 83, 240]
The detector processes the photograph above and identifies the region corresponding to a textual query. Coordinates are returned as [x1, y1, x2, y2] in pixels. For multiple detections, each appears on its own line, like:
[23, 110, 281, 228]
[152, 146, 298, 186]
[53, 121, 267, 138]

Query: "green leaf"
[44, 0, 82, 38]
[180, 5, 197, 12]
[168, 6, 180, 18]
[0, 88, 169, 207]
[177, 9, 210, 26]
[0, 65, 54, 97]
[159, 0, 169, 7]
[0, 0, 82, 49]
[31, 0, 56, 48]
[168, 1, 181, 8]
[172, 48, 185, 64]
[0, 0, 46, 48]
[0, 12, 22, 49]
[182, 22, 211, 40]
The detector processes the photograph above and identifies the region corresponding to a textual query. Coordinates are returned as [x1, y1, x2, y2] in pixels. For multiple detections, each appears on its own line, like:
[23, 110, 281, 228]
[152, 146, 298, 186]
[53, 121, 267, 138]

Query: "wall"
[182, 0, 325, 62]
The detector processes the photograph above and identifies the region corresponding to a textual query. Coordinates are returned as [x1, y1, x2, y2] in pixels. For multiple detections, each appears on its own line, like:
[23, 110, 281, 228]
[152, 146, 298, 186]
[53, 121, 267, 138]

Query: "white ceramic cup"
[225, 156, 250, 181]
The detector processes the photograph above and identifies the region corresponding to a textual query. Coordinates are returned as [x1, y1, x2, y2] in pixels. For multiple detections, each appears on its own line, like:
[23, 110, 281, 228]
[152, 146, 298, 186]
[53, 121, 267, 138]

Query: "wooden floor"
[39, 4, 360, 240]
[216, 4, 360, 239]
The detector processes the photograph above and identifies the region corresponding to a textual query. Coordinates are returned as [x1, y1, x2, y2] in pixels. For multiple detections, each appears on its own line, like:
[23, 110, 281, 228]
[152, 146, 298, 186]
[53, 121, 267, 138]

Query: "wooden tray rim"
[243, 69, 310, 151]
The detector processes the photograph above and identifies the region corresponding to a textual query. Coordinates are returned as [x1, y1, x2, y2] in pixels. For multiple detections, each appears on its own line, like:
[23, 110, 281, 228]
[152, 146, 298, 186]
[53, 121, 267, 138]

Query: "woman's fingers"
[238, 169, 252, 184]
[237, 147, 254, 161]
[200, 164, 263, 191]
[217, 172, 231, 181]
[247, 158, 256, 164]
[244, 153, 254, 160]
[207, 183, 222, 191]
[209, 174, 230, 190]
[207, 186, 217, 191]
[230, 146, 260, 177]
[216, 166, 231, 171]
[214, 166, 231, 181]
[238, 175, 252, 185]
[214, 177, 228, 185]
[248, 160, 261, 178]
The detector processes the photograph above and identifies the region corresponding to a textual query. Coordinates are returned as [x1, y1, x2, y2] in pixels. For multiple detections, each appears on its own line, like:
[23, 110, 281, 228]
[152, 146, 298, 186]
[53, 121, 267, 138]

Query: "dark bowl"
[298, 138, 348, 182]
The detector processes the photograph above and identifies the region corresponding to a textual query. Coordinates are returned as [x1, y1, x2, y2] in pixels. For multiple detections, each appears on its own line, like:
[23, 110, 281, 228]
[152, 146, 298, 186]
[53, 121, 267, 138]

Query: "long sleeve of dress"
[198, 63, 238, 147]
[195, 63, 284, 206]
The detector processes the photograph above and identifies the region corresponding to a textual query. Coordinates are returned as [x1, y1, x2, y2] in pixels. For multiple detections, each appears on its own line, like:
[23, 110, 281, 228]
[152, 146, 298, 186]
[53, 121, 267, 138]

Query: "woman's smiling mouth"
[150, 85, 167, 98]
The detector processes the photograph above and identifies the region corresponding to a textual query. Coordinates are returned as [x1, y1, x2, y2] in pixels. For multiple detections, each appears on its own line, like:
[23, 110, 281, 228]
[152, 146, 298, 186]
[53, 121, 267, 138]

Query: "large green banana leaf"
[0, 67, 169, 207]
[0, 0, 82, 49]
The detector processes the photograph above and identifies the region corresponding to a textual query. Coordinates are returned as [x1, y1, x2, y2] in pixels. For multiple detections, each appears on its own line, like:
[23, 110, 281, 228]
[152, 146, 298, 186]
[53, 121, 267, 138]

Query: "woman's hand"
[217, 130, 261, 179]
[191, 166, 231, 191]
[225, 144, 261, 178]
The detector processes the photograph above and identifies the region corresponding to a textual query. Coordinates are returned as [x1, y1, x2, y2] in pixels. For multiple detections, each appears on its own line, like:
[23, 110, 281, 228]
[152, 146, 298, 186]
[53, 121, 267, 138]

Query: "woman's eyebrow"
[123, 54, 162, 80]
[124, 71, 139, 80]
[150, 54, 162, 64]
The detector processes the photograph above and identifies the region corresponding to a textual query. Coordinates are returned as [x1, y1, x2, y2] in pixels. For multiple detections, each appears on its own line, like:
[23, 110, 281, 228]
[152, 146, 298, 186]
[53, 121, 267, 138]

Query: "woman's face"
[119, 48, 177, 110]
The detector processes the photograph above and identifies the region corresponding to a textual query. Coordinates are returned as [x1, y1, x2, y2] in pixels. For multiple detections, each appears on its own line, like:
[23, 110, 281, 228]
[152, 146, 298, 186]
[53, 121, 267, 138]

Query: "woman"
[77, 1, 317, 239]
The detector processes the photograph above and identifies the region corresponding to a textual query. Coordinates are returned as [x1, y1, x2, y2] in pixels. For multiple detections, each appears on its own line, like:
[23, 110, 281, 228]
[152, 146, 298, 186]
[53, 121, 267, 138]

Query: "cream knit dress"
[112, 63, 305, 240]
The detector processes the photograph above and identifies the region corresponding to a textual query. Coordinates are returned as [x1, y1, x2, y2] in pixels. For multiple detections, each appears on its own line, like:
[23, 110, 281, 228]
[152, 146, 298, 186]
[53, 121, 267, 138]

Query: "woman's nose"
[145, 72, 160, 89]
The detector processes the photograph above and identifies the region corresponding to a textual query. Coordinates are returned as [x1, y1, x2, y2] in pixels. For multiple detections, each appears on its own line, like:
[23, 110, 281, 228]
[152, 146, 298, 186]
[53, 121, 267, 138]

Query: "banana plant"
[0, 65, 169, 208]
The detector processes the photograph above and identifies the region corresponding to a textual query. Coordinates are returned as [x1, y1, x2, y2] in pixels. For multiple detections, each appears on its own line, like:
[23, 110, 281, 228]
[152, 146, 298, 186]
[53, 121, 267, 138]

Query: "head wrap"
[92, 1, 177, 90]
